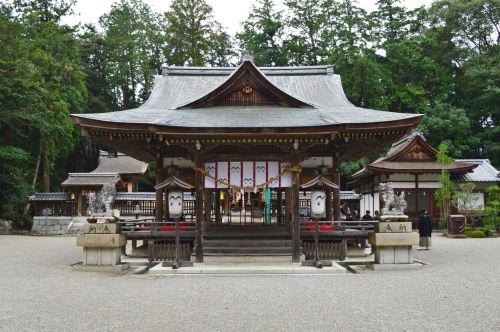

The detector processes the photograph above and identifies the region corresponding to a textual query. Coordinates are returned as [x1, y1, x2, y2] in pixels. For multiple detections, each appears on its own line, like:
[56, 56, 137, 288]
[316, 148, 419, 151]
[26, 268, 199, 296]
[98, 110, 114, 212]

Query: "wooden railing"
[119, 219, 196, 239]
[33, 201, 77, 217]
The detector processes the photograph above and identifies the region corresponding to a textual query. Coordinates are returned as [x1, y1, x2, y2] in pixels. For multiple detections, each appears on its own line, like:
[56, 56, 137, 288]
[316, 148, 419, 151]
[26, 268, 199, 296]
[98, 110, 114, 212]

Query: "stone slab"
[148, 262, 348, 275]
[369, 232, 419, 246]
[83, 247, 122, 265]
[375, 222, 412, 233]
[83, 223, 121, 234]
[73, 263, 129, 272]
[375, 246, 413, 264]
[368, 262, 423, 271]
[379, 215, 409, 222]
[76, 234, 126, 248]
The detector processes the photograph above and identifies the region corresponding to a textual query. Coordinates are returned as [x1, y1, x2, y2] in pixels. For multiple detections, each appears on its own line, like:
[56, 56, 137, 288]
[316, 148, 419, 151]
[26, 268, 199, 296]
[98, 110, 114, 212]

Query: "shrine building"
[71, 58, 422, 263]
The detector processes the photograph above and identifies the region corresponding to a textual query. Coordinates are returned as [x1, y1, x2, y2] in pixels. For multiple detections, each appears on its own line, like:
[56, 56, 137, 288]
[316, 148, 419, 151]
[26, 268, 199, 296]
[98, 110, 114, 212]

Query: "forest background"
[0, 0, 498, 227]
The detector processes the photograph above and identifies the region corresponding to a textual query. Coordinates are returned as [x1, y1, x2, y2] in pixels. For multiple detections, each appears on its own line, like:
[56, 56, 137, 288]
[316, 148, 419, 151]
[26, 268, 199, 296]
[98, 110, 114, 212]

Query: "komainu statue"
[88, 183, 116, 217]
[379, 182, 407, 215]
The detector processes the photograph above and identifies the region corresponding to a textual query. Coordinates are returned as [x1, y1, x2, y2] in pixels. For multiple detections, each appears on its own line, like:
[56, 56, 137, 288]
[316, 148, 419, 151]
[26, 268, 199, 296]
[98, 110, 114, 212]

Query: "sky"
[62, 0, 434, 32]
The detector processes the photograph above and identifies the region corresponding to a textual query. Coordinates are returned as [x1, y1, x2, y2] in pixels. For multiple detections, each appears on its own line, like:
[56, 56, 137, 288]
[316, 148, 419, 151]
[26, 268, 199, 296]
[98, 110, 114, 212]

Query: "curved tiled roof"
[73, 61, 421, 129]
[456, 159, 500, 182]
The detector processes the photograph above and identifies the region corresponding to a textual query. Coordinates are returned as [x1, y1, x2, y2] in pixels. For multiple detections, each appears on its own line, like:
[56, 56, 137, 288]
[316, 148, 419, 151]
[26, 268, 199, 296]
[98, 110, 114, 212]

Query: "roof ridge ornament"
[241, 52, 254, 63]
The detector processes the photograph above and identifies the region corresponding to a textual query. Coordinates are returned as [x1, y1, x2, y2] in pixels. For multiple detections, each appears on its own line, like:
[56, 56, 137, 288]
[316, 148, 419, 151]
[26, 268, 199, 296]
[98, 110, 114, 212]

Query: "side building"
[349, 131, 499, 225]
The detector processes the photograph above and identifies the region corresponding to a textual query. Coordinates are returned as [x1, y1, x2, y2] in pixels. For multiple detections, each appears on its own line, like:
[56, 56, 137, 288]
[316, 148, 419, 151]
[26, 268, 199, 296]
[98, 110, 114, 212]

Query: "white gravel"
[0, 235, 499, 331]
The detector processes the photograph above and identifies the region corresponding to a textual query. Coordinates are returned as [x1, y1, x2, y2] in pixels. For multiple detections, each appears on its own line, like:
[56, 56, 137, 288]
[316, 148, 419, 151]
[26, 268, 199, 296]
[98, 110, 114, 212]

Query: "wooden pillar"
[194, 154, 204, 263]
[204, 188, 212, 231]
[291, 154, 301, 263]
[285, 187, 292, 231]
[326, 188, 333, 221]
[163, 188, 169, 222]
[215, 189, 221, 224]
[277, 189, 283, 224]
[77, 191, 83, 217]
[155, 156, 163, 223]
[332, 160, 341, 221]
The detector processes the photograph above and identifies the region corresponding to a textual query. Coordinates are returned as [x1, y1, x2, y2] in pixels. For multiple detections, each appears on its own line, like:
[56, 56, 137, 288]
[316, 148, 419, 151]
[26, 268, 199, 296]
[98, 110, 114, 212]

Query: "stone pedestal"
[76, 221, 126, 266]
[368, 215, 421, 270]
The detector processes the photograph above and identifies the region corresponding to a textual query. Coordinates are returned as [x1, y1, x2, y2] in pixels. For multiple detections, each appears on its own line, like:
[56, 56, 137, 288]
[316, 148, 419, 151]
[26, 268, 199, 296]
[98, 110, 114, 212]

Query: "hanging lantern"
[168, 191, 183, 218]
[219, 191, 225, 200]
[311, 190, 326, 217]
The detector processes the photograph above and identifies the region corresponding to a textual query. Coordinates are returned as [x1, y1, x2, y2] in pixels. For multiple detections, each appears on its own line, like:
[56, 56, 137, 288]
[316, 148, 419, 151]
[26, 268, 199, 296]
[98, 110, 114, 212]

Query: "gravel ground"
[0, 235, 499, 332]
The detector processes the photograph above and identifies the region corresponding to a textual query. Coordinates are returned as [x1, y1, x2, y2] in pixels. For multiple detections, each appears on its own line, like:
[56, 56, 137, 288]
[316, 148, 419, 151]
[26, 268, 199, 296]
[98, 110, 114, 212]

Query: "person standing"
[418, 209, 432, 250]
[362, 210, 373, 220]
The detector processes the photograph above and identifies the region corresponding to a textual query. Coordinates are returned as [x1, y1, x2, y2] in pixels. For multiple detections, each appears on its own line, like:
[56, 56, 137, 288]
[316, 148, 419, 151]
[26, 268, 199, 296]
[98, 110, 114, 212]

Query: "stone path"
[0, 235, 499, 331]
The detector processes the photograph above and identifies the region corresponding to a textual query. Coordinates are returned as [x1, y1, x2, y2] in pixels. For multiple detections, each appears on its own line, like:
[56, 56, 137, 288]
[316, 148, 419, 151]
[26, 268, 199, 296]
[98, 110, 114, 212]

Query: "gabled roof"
[93, 151, 148, 176]
[61, 173, 121, 187]
[154, 176, 195, 190]
[177, 61, 313, 109]
[456, 159, 500, 182]
[72, 60, 421, 129]
[351, 131, 476, 179]
[300, 175, 339, 189]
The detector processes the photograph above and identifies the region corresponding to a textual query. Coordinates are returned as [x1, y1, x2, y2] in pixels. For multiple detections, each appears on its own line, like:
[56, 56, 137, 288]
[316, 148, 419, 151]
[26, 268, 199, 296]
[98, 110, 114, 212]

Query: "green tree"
[237, 0, 288, 66]
[165, 0, 233, 66]
[483, 185, 500, 231]
[99, 0, 165, 109]
[435, 143, 456, 227]
[284, 0, 326, 65]
[419, 103, 479, 158]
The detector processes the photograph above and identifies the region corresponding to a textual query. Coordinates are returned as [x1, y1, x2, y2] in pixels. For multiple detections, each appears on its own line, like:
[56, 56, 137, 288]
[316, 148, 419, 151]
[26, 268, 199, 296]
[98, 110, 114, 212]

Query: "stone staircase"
[202, 225, 293, 256]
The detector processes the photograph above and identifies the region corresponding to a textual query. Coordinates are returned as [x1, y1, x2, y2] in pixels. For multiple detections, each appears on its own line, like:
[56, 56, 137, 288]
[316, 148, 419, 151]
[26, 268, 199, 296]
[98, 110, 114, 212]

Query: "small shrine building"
[349, 131, 499, 223]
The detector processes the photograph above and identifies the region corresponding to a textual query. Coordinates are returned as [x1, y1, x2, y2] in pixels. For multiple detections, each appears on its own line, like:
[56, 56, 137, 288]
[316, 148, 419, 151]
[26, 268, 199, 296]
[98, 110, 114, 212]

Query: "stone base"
[368, 262, 423, 271]
[83, 247, 122, 265]
[375, 246, 413, 264]
[31, 216, 72, 235]
[73, 263, 129, 273]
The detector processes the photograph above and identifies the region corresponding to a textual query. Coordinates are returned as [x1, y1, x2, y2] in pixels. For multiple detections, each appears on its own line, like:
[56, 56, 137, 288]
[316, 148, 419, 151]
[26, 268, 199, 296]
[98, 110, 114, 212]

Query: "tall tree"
[0, 0, 86, 225]
[237, 0, 287, 66]
[371, 0, 425, 47]
[165, 0, 234, 66]
[284, 0, 326, 65]
[99, 0, 165, 110]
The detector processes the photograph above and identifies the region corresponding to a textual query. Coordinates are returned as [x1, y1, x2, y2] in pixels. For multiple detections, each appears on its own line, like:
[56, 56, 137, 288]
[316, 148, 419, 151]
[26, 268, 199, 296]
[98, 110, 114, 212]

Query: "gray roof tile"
[74, 65, 420, 128]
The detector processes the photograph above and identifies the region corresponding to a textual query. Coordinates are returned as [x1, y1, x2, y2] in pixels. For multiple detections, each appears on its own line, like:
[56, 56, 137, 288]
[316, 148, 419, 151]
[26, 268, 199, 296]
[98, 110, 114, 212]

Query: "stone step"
[203, 246, 293, 256]
[204, 239, 292, 247]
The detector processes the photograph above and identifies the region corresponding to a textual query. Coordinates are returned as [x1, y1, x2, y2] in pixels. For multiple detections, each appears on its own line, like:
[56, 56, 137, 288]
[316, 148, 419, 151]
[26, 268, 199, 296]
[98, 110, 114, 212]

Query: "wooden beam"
[155, 156, 163, 223]
[326, 188, 333, 221]
[332, 159, 341, 221]
[194, 154, 204, 263]
[277, 189, 283, 224]
[291, 153, 301, 263]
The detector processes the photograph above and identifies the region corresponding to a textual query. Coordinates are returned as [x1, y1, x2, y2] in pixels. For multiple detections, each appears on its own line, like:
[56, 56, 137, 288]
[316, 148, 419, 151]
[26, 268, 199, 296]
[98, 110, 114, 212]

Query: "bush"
[464, 229, 473, 237]
[0, 203, 32, 230]
[469, 230, 486, 238]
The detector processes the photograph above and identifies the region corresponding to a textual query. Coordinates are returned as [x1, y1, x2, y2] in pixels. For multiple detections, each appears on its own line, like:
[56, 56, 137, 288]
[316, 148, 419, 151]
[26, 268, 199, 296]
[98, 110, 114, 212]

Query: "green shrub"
[470, 230, 486, 238]
[464, 229, 473, 237]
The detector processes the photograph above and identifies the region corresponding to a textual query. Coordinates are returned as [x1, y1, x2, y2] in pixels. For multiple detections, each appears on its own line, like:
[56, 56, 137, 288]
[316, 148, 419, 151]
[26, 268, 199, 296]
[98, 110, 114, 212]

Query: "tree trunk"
[23, 139, 43, 215]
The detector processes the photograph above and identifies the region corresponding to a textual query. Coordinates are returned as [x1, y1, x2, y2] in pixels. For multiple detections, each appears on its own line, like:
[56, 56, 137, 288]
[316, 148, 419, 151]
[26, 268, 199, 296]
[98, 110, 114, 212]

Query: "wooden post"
[332, 159, 341, 221]
[155, 156, 164, 223]
[215, 189, 221, 224]
[204, 188, 212, 231]
[77, 191, 83, 217]
[291, 154, 301, 263]
[285, 187, 292, 231]
[163, 188, 169, 223]
[326, 188, 333, 221]
[194, 154, 204, 263]
[277, 189, 283, 224]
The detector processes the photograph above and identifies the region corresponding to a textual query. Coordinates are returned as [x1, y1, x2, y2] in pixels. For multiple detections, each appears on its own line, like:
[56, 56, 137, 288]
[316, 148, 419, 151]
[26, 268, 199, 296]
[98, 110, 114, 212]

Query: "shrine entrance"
[209, 188, 286, 225]
[202, 160, 291, 226]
